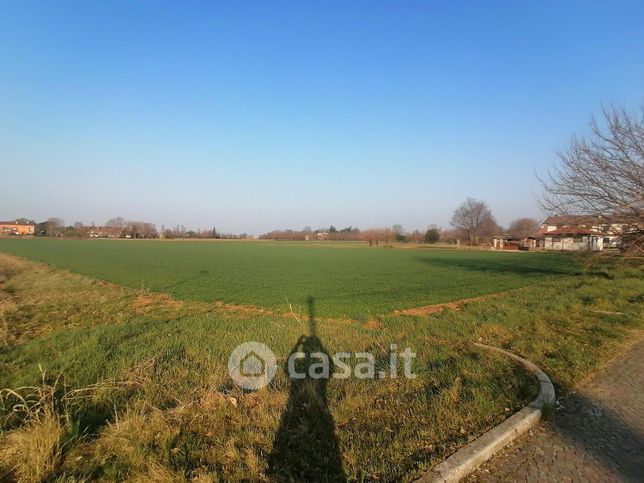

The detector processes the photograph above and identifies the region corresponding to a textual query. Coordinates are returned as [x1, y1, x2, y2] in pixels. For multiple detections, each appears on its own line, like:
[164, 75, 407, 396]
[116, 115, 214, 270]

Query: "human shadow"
[268, 296, 346, 482]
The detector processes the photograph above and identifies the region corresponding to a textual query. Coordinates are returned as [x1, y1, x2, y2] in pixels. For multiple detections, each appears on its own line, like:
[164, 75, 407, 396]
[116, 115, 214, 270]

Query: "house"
[538, 215, 638, 251]
[0, 220, 36, 236]
[87, 226, 123, 238]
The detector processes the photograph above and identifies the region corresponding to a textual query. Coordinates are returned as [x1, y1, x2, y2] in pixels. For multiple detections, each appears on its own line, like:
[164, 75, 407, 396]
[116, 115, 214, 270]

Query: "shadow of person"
[268, 296, 346, 482]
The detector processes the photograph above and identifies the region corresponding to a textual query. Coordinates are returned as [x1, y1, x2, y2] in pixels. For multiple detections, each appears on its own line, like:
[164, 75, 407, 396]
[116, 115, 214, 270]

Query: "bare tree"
[450, 198, 496, 245]
[46, 217, 64, 237]
[508, 217, 540, 239]
[539, 105, 643, 221]
[106, 217, 126, 229]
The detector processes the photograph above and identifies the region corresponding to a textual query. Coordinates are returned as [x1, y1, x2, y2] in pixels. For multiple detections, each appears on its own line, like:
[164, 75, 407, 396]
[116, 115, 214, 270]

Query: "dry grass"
[132, 292, 184, 314]
[0, 373, 74, 482]
[0, 407, 68, 482]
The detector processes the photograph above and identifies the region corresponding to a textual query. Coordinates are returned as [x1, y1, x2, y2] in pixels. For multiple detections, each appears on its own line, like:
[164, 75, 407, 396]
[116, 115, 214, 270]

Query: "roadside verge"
[417, 343, 556, 482]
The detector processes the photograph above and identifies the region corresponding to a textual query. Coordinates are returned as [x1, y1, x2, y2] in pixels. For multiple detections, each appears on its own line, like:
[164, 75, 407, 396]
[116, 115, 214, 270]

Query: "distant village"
[1, 207, 641, 252]
[0, 217, 246, 240]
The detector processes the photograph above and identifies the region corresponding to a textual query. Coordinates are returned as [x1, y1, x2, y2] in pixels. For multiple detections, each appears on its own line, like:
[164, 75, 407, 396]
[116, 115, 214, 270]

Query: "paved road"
[469, 338, 644, 482]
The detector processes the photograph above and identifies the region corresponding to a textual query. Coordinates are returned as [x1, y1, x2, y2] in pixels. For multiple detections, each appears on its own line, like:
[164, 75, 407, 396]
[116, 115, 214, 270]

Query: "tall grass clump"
[0, 371, 78, 482]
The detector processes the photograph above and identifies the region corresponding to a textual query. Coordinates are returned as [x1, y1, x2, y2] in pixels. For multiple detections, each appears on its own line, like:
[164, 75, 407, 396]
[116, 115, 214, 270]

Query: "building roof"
[541, 215, 601, 226]
[543, 228, 595, 236]
[0, 220, 35, 226]
[493, 234, 537, 240]
[542, 213, 641, 226]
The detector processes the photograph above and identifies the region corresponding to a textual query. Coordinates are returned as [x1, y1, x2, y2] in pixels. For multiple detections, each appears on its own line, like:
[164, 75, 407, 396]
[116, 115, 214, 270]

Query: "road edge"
[416, 343, 556, 483]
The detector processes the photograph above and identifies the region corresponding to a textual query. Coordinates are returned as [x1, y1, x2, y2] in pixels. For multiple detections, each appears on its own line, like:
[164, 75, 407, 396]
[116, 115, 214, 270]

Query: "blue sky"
[1, 1, 643, 234]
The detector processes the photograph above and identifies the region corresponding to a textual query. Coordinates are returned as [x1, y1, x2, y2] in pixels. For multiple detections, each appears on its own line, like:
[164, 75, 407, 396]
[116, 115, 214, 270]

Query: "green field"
[0, 239, 575, 318]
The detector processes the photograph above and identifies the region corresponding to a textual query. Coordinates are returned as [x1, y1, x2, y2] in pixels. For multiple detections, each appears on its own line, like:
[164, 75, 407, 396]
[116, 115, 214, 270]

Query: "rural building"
[493, 215, 641, 252]
[541, 228, 603, 251]
[539, 215, 638, 252]
[87, 226, 123, 238]
[492, 235, 538, 250]
[0, 220, 36, 236]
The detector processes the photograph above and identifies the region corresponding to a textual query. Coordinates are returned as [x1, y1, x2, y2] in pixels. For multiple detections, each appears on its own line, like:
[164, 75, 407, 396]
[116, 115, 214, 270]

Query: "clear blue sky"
[2, 1, 643, 234]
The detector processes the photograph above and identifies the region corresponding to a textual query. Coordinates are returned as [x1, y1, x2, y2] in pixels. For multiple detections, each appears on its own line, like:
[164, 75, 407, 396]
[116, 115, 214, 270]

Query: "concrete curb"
[416, 343, 556, 483]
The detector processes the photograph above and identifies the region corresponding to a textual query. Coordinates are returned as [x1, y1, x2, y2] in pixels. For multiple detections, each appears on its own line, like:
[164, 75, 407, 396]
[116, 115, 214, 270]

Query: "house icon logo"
[228, 342, 277, 390]
[240, 350, 265, 377]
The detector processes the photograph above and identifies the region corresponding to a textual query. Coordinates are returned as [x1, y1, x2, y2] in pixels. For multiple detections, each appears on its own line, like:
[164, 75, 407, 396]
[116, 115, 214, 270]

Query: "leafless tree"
[106, 217, 126, 229]
[408, 229, 425, 243]
[391, 224, 405, 236]
[539, 105, 643, 221]
[46, 217, 64, 237]
[450, 198, 496, 245]
[508, 217, 540, 239]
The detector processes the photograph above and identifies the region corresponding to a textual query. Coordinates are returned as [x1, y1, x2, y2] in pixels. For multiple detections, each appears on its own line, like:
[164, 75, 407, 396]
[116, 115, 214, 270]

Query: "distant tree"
[329, 225, 337, 233]
[67, 221, 87, 238]
[360, 228, 389, 246]
[407, 229, 424, 243]
[212, 226, 218, 238]
[450, 199, 496, 245]
[479, 216, 502, 243]
[106, 217, 126, 229]
[391, 224, 405, 242]
[45, 217, 64, 237]
[508, 218, 540, 239]
[425, 228, 440, 244]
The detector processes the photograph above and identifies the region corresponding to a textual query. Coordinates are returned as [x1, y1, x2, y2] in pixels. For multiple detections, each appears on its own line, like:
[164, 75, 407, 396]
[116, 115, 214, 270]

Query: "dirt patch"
[132, 292, 184, 313]
[214, 301, 272, 316]
[394, 287, 533, 317]
[394, 297, 481, 316]
[363, 319, 382, 330]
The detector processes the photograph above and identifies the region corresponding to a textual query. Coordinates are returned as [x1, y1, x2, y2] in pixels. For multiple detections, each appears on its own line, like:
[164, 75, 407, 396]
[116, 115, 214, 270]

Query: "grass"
[0, 251, 641, 481]
[0, 238, 577, 318]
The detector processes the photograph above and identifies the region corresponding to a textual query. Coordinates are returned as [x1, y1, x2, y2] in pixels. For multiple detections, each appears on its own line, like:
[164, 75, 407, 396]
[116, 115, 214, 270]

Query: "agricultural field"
[0, 242, 642, 481]
[0, 239, 576, 318]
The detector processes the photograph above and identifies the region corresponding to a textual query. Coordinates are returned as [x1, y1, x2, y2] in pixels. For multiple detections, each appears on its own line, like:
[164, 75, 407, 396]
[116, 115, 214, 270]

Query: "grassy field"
[0, 239, 577, 318]
[0, 248, 642, 481]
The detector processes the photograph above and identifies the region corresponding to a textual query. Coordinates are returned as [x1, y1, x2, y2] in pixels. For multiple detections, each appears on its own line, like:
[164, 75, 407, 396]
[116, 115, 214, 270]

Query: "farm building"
[0, 220, 36, 236]
[492, 235, 538, 250]
[539, 215, 639, 251]
[542, 228, 603, 251]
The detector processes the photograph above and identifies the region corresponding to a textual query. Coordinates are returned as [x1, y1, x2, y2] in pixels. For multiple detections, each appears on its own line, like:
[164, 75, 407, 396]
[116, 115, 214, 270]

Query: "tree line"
[19, 217, 247, 240]
[258, 203, 541, 246]
[9, 203, 542, 245]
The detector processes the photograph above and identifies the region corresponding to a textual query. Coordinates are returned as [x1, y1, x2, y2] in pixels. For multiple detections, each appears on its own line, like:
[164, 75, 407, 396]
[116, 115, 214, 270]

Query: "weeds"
[0, 369, 76, 482]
